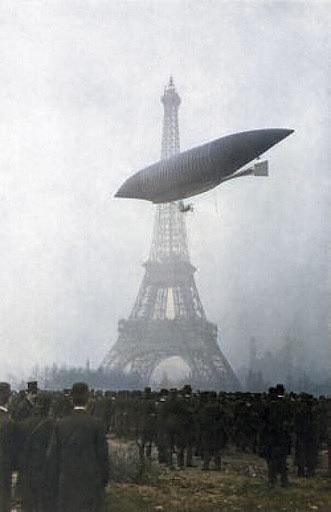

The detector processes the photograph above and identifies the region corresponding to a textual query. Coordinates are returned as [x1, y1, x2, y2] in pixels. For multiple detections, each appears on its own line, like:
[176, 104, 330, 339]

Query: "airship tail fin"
[253, 160, 269, 176]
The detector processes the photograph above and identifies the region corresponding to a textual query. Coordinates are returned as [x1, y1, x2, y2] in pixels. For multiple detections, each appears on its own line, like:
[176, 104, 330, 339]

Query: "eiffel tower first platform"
[102, 78, 240, 390]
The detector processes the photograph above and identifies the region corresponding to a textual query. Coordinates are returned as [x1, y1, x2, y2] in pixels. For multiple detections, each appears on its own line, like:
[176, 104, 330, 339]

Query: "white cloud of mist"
[0, 0, 329, 378]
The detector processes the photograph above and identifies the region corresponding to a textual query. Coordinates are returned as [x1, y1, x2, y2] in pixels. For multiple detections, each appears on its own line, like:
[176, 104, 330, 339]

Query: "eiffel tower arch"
[102, 78, 240, 390]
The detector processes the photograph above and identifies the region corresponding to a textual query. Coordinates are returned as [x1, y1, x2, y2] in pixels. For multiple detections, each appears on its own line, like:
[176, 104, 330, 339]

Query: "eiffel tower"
[103, 78, 240, 390]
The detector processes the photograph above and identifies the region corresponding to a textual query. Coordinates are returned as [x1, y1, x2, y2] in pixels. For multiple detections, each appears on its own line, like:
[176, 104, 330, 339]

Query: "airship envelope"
[115, 128, 294, 203]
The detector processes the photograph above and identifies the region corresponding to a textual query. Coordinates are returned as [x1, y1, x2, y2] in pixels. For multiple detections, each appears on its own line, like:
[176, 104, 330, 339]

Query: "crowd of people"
[0, 380, 330, 512]
[0, 381, 109, 512]
[104, 383, 330, 483]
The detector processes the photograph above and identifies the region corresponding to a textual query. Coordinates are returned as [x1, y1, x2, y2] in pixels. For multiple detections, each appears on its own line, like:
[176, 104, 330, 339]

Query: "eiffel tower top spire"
[161, 77, 181, 159]
[149, 78, 189, 263]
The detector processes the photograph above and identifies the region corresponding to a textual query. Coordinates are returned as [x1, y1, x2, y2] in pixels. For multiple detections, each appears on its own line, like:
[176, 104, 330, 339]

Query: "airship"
[115, 128, 294, 204]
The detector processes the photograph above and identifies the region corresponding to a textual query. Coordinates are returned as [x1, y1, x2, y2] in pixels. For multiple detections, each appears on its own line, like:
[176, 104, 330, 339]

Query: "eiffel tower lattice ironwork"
[102, 77, 240, 390]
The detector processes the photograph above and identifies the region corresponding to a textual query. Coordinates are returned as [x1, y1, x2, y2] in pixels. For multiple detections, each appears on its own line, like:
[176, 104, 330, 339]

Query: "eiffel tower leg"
[189, 348, 240, 390]
[130, 353, 161, 384]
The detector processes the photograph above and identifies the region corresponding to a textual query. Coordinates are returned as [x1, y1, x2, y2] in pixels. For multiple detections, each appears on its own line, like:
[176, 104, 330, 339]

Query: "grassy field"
[107, 450, 331, 512]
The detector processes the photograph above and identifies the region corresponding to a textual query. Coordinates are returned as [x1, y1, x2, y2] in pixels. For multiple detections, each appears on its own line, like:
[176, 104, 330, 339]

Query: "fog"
[0, 1, 329, 380]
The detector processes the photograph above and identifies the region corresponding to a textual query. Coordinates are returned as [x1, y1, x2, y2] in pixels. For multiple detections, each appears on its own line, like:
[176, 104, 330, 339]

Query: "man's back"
[49, 409, 109, 512]
[0, 401, 14, 512]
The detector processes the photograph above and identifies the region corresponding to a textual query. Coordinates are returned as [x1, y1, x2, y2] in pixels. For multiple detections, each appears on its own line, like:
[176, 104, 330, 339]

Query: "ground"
[107, 450, 331, 512]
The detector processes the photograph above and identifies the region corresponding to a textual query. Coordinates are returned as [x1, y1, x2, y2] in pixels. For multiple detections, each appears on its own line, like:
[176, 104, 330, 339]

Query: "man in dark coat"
[21, 393, 54, 512]
[47, 382, 109, 512]
[12, 382, 38, 422]
[199, 392, 228, 470]
[326, 397, 331, 475]
[0, 382, 15, 512]
[260, 386, 292, 487]
[157, 389, 183, 468]
[294, 395, 319, 477]
[14, 383, 41, 509]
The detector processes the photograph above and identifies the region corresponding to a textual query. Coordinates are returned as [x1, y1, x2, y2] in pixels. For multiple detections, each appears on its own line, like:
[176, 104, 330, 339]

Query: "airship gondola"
[115, 128, 294, 204]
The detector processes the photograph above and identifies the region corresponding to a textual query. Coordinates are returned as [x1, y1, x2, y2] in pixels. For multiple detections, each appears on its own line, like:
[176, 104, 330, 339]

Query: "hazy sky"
[0, 0, 329, 378]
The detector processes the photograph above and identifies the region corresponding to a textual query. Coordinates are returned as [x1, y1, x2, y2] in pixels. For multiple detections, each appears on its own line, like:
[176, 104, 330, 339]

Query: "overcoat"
[22, 417, 55, 512]
[48, 409, 109, 512]
[0, 409, 14, 512]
